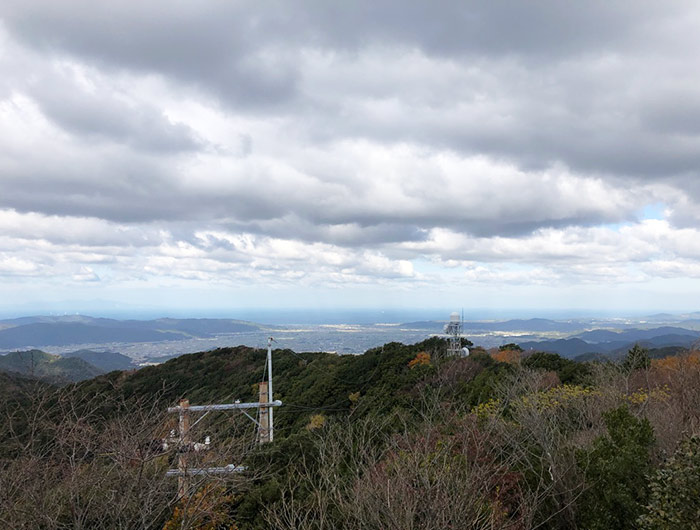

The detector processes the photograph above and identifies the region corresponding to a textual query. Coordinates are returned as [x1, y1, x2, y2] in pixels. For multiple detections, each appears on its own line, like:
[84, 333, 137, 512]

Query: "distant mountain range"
[518, 338, 595, 357]
[2, 314, 699, 363]
[401, 318, 586, 332]
[573, 346, 688, 363]
[572, 326, 700, 343]
[0, 316, 263, 349]
[399, 318, 700, 358]
[518, 327, 700, 358]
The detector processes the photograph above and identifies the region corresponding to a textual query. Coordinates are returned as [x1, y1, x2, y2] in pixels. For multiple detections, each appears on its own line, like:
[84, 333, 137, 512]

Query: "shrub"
[576, 406, 655, 530]
[639, 435, 700, 529]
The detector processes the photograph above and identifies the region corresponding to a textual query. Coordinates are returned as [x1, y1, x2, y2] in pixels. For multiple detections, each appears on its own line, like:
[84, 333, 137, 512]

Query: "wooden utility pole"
[257, 381, 270, 444]
[177, 399, 190, 498]
[165, 339, 283, 485]
[165, 399, 282, 478]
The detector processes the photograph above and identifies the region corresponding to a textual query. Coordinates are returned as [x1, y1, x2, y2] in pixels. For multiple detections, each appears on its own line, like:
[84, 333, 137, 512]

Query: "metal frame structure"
[445, 311, 462, 356]
[445, 311, 469, 357]
[166, 337, 281, 497]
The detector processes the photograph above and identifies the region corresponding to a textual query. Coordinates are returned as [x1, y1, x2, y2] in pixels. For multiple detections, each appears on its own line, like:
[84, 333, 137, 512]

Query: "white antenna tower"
[444, 311, 469, 357]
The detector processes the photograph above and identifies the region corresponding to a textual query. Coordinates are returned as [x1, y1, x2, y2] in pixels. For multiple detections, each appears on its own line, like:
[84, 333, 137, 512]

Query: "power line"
[165, 336, 283, 499]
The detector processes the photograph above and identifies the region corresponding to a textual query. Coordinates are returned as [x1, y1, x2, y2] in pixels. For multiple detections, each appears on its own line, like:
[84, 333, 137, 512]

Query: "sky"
[1, 1, 700, 317]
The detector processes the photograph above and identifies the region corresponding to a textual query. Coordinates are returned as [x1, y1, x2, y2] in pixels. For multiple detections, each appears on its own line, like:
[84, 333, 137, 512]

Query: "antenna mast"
[445, 311, 469, 357]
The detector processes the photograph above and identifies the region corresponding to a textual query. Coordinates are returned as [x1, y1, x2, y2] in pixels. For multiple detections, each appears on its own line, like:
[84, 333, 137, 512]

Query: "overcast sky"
[1, 1, 700, 317]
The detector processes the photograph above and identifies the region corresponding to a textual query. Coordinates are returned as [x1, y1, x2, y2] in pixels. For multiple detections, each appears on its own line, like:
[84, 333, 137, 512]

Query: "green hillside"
[63, 349, 136, 372]
[75, 337, 468, 434]
[0, 349, 104, 383]
[0, 370, 52, 397]
[2, 341, 700, 529]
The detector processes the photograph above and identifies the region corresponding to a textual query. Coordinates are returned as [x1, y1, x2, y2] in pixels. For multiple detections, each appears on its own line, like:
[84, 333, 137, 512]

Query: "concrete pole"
[258, 381, 270, 443]
[267, 337, 274, 442]
[177, 399, 190, 498]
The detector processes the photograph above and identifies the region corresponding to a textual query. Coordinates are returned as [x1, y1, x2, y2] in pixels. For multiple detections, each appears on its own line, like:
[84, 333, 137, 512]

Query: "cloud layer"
[1, 1, 700, 312]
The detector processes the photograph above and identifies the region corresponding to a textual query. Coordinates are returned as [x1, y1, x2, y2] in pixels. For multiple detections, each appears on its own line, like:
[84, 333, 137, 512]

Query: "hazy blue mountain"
[0, 350, 103, 383]
[608, 339, 694, 355]
[0, 316, 266, 349]
[0, 316, 264, 349]
[676, 319, 700, 329]
[574, 327, 700, 343]
[643, 312, 700, 323]
[147, 318, 261, 335]
[518, 338, 597, 357]
[0, 323, 189, 348]
[62, 349, 136, 372]
[575, 345, 688, 362]
[573, 329, 629, 342]
[401, 318, 585, 333]
[464, 318, 585, 332]
[521, 331, 698, 359]
[0, 315, 113, 327]
[572, 351, 613, 362]
[645, 313, 677, 320]
[643, 334, 699, 347]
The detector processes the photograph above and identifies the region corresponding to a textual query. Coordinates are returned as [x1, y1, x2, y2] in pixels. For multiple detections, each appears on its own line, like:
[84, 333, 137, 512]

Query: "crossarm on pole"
[167, 400, 282, 413]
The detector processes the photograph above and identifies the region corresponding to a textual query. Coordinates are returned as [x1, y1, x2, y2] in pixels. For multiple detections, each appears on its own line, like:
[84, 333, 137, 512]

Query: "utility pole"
[257, 381, 270, 443]
[257, 337, 275, 443]
[165, 340, 283, 492]
[166, 399, 282, 487]
[177, 399, 190, 498]
[267, 337, 274, 442]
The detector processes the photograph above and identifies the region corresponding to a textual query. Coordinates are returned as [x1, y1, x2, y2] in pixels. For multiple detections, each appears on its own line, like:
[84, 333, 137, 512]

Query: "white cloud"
[1, 2, 700, 312]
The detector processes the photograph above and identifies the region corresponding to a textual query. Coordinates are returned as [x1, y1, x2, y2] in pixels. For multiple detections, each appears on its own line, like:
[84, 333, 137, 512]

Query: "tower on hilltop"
[444, 311, 469, 357]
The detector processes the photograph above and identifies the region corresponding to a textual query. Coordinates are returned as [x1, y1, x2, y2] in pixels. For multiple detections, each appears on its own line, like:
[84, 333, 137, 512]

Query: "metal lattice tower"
[444, 311, 469, 357]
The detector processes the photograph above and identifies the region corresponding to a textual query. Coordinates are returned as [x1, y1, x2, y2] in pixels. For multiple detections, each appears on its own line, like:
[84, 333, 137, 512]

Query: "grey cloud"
[0, 1, 676, 110]
[30, 82, 202, 153]
[1, 0, 699, 253]
[298, 52, 700, 182]
[3, 1, 671, 61]
[0, 127, 639, 244]
[219, 216, 430, 247]
[1, 158, 290, 227]
[1, 158, 177, 223]
[640, 91, 700, 137]
[2, 1, 299, 110]
[4, 0, 700, 184]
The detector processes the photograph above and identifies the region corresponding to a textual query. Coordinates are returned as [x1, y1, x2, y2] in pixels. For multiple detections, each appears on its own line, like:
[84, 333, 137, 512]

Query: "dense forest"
[1, 338, 699, 529]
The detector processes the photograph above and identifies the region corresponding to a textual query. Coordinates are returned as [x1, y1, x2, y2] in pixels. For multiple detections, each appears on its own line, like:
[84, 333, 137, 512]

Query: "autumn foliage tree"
[408, 351, 431, 368]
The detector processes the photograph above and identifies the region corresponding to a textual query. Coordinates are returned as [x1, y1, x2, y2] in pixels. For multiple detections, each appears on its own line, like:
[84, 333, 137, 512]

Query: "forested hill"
[0, 349, 103, 383]
[3, 339, 700, 529]
[76, 337, 509, 435]
[0, 349, 136, 383]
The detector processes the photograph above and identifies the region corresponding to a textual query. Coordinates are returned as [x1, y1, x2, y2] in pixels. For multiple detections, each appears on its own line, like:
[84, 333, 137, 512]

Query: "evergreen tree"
[623, 344, 651, 371]
[576, 406, 655, 530]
